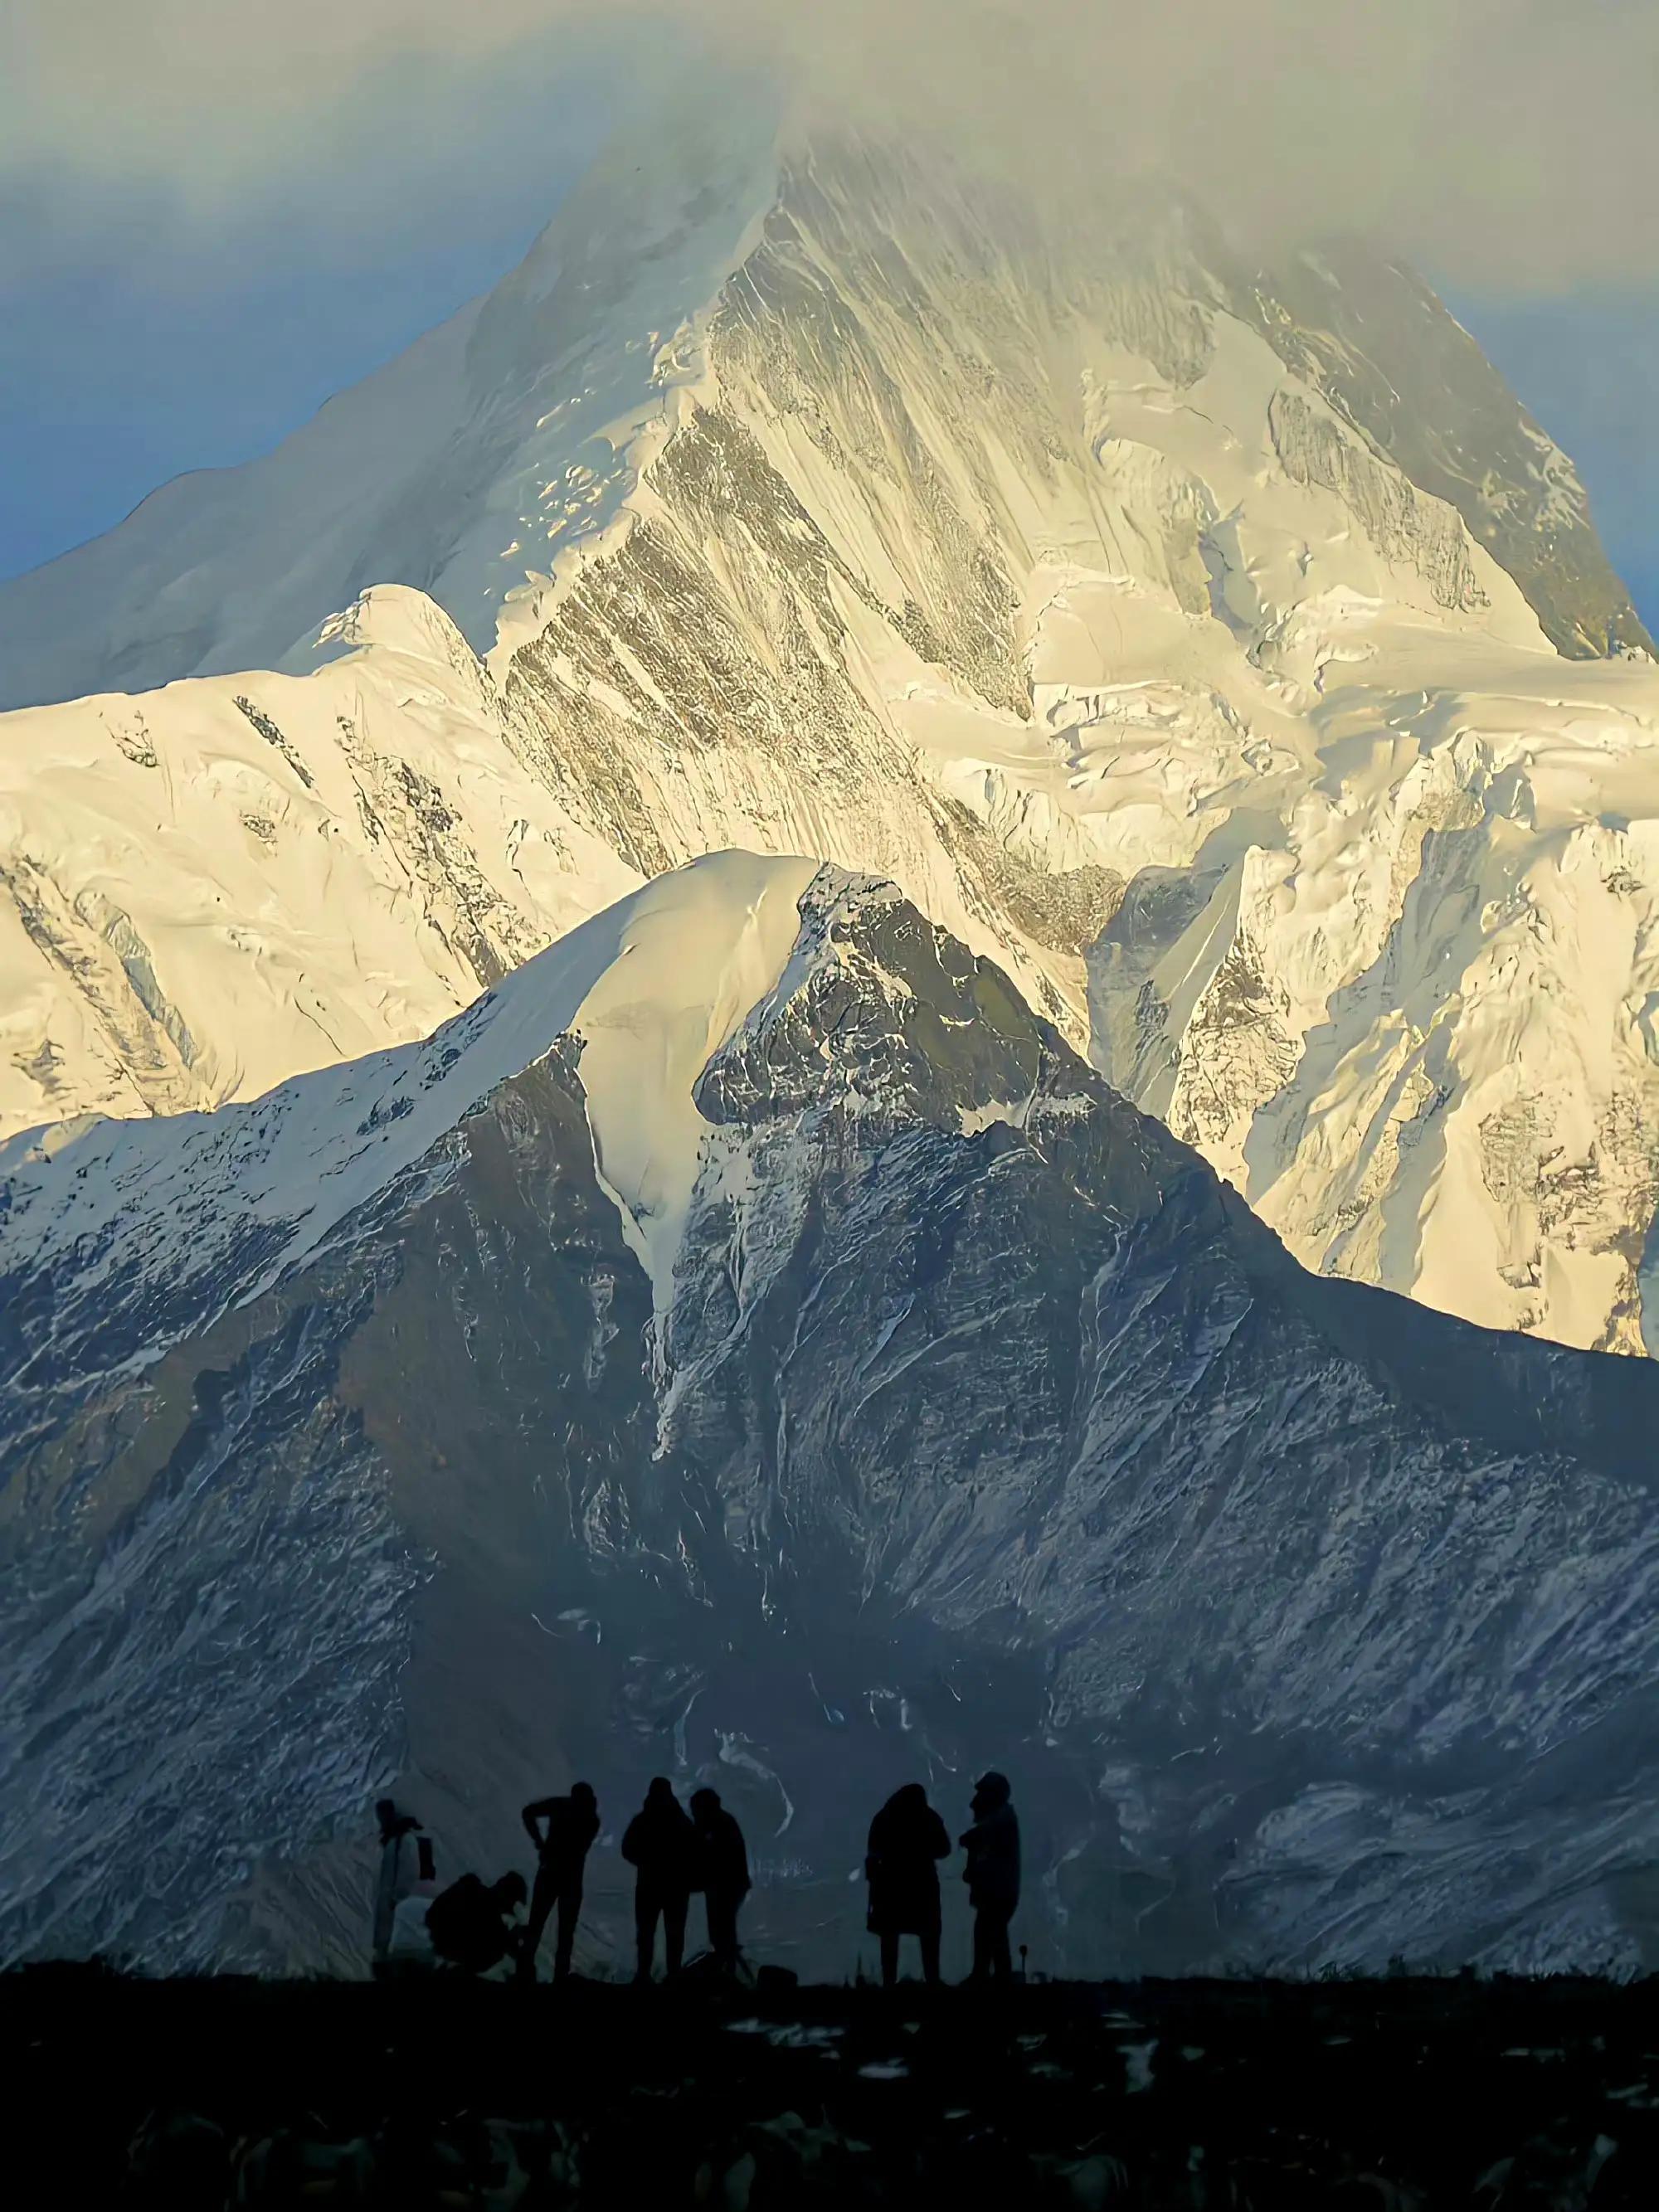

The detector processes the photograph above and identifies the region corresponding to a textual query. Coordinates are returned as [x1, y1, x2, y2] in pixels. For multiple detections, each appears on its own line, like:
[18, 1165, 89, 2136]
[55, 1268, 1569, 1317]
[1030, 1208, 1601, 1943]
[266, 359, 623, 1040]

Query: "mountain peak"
[11, 855, 1659, 1976]
[3, 113, 1659, 1358]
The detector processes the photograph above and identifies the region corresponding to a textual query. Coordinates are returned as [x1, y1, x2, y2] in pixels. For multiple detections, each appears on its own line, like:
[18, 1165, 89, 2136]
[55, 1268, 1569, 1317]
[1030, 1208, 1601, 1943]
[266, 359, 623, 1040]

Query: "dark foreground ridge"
[11, 1966, 1659, 2206]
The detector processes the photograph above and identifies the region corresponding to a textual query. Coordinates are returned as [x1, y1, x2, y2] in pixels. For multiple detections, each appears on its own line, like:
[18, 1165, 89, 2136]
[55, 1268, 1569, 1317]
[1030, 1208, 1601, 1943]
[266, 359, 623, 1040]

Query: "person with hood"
[960, 1770, 1020, 1981]
[518, 1781, 601, 1983]
[690, 1787, 752, 1970]
[621, 1777, 698, 1981]
[865, 1782, 951, 1986]
[424, 1870, 528, 1976]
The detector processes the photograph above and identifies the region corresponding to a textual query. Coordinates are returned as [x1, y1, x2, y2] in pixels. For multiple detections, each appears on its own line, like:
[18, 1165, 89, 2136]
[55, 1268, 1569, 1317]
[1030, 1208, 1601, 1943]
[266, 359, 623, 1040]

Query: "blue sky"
[0, 42, 620, 585]
[1445, 291, 1659, 638]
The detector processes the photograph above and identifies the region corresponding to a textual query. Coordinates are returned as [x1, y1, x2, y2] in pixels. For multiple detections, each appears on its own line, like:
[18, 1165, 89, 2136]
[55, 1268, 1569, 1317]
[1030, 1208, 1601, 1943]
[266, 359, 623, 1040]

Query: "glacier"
[2, 114, 1657, 1356]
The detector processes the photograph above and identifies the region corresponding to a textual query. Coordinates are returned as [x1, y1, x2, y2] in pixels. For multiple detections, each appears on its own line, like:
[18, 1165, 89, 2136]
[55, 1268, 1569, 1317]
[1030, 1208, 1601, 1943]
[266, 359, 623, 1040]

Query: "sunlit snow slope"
[2, 105, 1659, 1351]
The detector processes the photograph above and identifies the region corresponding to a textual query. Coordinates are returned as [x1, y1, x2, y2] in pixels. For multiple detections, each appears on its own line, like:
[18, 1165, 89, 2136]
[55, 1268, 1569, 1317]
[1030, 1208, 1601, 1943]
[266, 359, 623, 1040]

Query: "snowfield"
[2, 112, 1658, 1354]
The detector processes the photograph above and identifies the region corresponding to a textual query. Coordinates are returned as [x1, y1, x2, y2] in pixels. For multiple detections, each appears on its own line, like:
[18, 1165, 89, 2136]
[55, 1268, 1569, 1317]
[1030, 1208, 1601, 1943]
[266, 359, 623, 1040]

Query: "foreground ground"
[7, 1965, 1659, 2205]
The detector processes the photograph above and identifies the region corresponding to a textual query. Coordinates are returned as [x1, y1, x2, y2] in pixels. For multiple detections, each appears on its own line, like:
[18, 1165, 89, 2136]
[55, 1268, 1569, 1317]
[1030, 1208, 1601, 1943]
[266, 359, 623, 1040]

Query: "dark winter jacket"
[694, 1805, 752, 1903]
[425, 1875, 520, 1974]
[522, 1793, 600, 1884]
[961, 1787, 1020, 1913]
[621, 1780, 698, 1898]
[865, 1785, 951, 1935]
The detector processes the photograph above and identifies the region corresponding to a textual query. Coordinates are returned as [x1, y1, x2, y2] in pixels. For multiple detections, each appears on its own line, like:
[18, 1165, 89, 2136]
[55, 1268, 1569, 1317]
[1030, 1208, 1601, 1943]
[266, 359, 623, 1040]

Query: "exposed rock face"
[1238, 241, 1656, 661]
[2, 119, 1659, 1355]
[6, 858, 1659, 1979]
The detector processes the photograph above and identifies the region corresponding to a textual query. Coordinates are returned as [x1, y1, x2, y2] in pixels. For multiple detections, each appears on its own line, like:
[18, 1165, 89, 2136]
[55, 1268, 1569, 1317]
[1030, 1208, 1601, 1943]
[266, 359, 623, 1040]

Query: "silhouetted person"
[425, 1870, 528, 1976]
[961, 1770, 1019, 1981]
[518, 1782, 600, 1983]
[622, 1777, 698, 1981]
[691, 1787, 752, 1970]
[372, 1798, 434, 1970]
[866, 1782, 951, 1986]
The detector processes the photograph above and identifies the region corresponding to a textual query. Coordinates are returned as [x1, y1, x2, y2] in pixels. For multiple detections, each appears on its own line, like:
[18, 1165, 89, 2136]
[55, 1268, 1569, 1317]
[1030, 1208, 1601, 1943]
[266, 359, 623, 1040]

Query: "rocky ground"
[10, 1965, 1659, 2206]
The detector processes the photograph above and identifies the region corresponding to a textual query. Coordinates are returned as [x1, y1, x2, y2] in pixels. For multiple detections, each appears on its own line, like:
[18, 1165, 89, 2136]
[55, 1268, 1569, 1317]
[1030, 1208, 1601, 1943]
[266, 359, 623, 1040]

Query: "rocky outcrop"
[7, 862, 1659, 1978]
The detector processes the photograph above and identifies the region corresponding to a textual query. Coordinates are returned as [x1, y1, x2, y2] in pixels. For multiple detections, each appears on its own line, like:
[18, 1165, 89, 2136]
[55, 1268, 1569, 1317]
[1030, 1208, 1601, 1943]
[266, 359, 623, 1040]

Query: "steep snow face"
[7, 862, 1659, 1979]
[0, 94, 783, 708]
[0, 850, 817, 1371]
[0, 588, 639, 1130]
[3, 119, 1659, 1352]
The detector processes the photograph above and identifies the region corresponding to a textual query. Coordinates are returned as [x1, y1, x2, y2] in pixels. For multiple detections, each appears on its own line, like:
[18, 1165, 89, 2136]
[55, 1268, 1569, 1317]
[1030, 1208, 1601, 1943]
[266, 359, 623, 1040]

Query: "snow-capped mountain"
[3, 99, 1659, 1363]
[6, 853, 1659, 1977]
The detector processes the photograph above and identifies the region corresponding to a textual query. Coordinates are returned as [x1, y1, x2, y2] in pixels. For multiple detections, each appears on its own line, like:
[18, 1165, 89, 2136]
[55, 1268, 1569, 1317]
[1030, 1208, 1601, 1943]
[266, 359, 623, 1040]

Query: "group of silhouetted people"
[372, 1768, 1018, 1986]
[866, 1771, 1020, 1985]
[372, 1780, 752, 1985]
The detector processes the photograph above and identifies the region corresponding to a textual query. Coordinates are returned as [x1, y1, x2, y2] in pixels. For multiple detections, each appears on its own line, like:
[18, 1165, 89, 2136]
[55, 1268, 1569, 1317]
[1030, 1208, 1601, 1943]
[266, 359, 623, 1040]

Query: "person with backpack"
[518, 1782, 601, 1983]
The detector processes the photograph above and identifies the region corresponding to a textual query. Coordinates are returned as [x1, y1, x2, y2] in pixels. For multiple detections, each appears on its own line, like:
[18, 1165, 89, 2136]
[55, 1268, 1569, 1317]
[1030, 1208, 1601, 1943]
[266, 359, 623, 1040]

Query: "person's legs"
[992, 1908, 1013, 1981]
[971, 1906, 991, 1980]
[879, 1931, 899, 1988]
[919, 1923, 941, 1986]
[553, 1884, 581, 1981]
[635, 1886, 659, 1982]
[664, 1891, 688, 1976]
[971, 1905, 1013, 1980]
[518, 1864, 557, 1983]
[707, 1889, 738, 1966]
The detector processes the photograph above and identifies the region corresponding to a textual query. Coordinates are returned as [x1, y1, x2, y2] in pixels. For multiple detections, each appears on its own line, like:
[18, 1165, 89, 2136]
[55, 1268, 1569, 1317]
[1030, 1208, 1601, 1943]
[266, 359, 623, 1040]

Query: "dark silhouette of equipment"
[690, 1787, 752, 1971]
[961, 1770, 1020, 1981]
[518, 1782, 600, 1983]
[621, 1778, 698, 1981]
[865, 1783, 951, 1986]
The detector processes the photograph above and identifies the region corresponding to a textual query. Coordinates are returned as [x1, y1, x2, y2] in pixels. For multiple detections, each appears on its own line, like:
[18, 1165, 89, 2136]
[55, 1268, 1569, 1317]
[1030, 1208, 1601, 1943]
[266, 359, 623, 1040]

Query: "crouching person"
[425, 1871, 529, 1977]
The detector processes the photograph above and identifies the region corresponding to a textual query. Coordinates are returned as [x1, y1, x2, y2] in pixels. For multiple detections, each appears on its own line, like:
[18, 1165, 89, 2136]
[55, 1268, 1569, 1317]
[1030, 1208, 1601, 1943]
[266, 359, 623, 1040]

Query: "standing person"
[371, 1798, 425, 1968]
[865, 1783, 951, 1987]
[690, 1787, 752, 1971]
[961, 1770, 1020, 1982]
[518, 1782, 601, 1983]
[621, 1777, 698, 1982]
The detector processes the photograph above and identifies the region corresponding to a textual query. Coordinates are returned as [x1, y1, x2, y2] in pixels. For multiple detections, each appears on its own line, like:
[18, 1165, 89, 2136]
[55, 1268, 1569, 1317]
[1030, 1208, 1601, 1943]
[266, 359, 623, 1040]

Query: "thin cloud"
[4, 1, 1659, 289]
